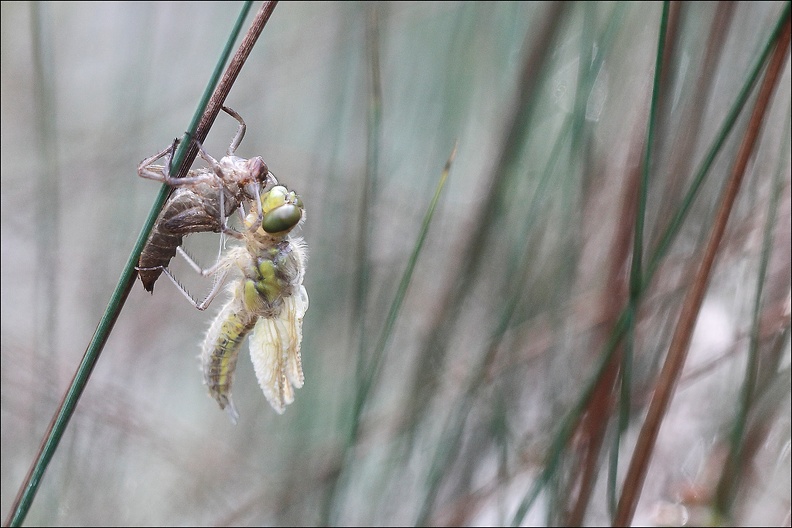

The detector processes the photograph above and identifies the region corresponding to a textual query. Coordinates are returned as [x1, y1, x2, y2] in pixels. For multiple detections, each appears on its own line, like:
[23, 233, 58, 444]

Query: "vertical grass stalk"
[714, 106, 792, 520]
[613, 15, 791, 525]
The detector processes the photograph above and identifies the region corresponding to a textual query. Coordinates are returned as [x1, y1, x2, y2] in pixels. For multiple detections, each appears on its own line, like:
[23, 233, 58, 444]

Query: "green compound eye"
[262, 186, 289, 213]
[262, 204, 302, 233]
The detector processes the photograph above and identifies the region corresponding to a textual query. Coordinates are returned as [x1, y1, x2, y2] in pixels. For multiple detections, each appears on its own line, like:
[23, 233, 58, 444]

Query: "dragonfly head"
[258, 185, 304, 235]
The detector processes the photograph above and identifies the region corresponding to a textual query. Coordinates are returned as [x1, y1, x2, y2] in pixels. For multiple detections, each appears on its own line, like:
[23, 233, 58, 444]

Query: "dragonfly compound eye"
[262, 186, 288, 212]
[262, 204, 302, 234]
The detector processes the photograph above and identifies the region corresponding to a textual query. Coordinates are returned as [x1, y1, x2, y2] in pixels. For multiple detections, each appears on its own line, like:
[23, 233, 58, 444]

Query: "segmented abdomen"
[201, 292, 257, 424]
[138, 183, 236, 292]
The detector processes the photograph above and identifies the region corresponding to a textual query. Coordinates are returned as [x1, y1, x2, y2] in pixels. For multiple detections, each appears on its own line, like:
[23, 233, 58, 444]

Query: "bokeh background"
[2, 2, 790, 526]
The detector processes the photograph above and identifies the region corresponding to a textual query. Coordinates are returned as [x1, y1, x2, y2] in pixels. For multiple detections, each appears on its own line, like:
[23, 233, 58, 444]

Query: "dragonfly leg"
[187, 136, 238, 201]
[135, 260, 230, 311]
[196, 268, 231, 310]
[217, 186, 236, 240]
[137, 141, 175, 182]
[169, 266, 230, 311]
[174, 246, 229, 278]
[191, 136, 221, 173]
[138, 139, 216, 187]
[222, 106, 246, 156]
[241, 187, 266, 226]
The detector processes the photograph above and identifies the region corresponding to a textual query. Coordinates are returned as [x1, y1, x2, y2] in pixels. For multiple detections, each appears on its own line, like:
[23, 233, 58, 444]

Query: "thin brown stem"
[613, 17, 791, 527]
[564, 122, 642, 526]
[176, 1, 278, 180]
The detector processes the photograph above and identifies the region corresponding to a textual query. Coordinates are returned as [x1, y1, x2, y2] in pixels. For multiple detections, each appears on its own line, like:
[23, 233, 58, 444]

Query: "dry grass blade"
[613, 16, 791, 526]
[401, 0, 568, 444]
[565, 133, 640, 526]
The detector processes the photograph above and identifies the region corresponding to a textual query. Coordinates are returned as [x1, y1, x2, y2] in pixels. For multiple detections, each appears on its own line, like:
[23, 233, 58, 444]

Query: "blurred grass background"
[1, 2, 790, 526]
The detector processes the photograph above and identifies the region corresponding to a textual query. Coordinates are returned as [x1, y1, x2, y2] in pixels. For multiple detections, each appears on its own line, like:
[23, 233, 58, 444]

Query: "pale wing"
[284, 285, 308, 387]
[249, 287, 309, 414]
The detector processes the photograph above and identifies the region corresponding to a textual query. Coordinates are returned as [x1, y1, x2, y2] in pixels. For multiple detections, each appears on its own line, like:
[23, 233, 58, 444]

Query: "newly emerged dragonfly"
[137, 106, 275, 292]
[153, 184, 308, 422]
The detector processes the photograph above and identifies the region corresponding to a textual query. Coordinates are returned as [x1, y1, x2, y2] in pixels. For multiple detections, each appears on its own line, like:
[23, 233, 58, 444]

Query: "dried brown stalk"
[613, 18, 791, 527]
[175, 1, 279, 180]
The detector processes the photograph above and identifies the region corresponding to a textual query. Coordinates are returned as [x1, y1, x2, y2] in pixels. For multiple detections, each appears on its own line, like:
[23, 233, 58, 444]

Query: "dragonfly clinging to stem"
[144, 183, 309, 423]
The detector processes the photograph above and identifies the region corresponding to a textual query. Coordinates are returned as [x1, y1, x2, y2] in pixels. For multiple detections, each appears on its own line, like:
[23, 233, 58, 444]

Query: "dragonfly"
[137, 106, 275, 292]
[153, 184, 308, 422]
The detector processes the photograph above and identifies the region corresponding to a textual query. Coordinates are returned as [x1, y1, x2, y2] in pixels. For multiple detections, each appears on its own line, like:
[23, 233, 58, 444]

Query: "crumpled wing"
[249, 285, 309, 414]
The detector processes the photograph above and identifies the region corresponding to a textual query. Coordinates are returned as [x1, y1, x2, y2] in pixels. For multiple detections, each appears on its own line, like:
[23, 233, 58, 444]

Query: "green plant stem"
[510, 5, 791, 525]
[613, 14, 790, 526]
[714, 104, 792, 520]
[328, 144, 456, 526]
[2, 3, 271, 525]
[322, 7, 382, 523]
[612, 1, 669, 520]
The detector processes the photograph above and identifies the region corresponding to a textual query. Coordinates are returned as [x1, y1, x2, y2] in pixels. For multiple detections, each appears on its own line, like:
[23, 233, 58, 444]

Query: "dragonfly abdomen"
[201, 293, 257, 424]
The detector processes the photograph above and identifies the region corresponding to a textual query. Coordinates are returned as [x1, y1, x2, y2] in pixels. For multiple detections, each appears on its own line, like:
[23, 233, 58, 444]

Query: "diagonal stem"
[2, 3, 278, 526]
[613, 15, 791, 526]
